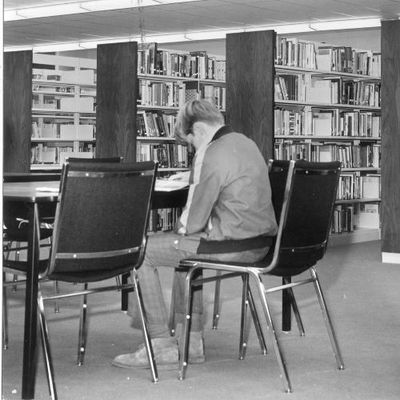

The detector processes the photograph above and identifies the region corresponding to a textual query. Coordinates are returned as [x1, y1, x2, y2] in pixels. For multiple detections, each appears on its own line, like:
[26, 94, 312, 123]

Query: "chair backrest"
[66, 156, 123, 164]
[267, 159, 341, 276]
[46, 161, 157, 281]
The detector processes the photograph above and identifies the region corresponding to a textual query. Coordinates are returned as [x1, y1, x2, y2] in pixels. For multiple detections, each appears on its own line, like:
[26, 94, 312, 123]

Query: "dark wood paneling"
[381, 20, 400, 254]
[4, 51, 32, 173]
[226, 30, 275, 160]
[96, 42, 138, 162]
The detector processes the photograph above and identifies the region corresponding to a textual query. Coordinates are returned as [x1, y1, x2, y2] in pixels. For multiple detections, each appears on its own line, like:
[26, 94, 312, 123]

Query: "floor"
[2, 240, 400, 400]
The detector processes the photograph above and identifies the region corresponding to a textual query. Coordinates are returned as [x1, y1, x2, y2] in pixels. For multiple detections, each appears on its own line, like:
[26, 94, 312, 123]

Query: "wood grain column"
[96, 42, 138, 162]
[3, 51, 32, 173]
[225, 30, 275, 161]
[381, 20, 400, 262]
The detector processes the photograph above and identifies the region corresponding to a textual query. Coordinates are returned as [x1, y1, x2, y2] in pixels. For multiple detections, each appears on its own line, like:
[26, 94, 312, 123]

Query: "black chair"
[4, 161, 159, 399]
[177, 159, 344, 393]
[3, 159, 123, 349]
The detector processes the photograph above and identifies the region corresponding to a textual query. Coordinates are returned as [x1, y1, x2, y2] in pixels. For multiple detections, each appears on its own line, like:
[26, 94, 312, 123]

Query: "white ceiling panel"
[4, 0, 400, 48]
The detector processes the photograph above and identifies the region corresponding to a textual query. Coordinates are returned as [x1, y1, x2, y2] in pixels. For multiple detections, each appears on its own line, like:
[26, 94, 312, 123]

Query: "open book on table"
[155, 171, 190, 192]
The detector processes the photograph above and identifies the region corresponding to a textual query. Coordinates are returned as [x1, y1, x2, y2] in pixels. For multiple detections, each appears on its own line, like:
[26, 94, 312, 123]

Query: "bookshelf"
[226, 30, 381, 245]
[4, 51, 32, 173]
[381, 20, 400, 261]
[136, 43, 226, 174]
[30, 53, 97, 170]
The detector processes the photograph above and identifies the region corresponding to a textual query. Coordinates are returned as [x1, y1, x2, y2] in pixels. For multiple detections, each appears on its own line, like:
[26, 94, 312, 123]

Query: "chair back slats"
[267, 160, 341, 276]
[47, 161, 156, 279]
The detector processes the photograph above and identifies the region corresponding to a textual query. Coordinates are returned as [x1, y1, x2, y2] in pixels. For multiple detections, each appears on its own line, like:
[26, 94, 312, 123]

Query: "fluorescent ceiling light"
[309, 18, 381, 31]
[4, 0, 200, 21]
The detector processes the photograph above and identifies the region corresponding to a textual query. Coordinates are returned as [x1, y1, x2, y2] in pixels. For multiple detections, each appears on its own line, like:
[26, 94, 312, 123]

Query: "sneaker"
[175, 324, 205, 364]
[112, 337, 178, 369]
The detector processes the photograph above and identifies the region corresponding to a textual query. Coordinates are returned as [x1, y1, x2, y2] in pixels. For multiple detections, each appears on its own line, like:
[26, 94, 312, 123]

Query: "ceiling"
[4, 0, 400, 50]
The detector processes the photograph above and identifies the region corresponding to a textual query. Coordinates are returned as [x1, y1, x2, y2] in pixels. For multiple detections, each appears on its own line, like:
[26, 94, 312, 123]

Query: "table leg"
[282, 277, 292, 332]
[22, 203, 40, 400]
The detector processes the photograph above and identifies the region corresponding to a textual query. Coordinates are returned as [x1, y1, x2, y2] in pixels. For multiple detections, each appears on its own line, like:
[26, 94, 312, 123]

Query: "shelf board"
[32, 79, 96, 88]
[137, 136, 176, 141]
[32, 108, 95, 115]
[32, 90, 75, 97]
[275, 65, 381, 81]
[275, 135, 381, 141]
[31, 137, 95, 142]
[336, 198, 380, 204]
[138, 73, 225, 85]
[138, 104, 179, 111]
[275, 99, 380, 111]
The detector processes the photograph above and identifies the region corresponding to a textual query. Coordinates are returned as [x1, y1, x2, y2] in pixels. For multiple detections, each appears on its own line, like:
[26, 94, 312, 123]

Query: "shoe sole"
[111, 360, 178, 370]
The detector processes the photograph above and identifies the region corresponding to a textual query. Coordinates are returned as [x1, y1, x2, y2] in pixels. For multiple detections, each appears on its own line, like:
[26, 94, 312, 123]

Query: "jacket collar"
[211, 125, 234, 142]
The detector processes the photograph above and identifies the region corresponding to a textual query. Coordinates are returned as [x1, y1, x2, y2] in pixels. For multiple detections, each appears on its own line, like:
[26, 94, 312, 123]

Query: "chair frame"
[177, 160, 344, 393]
[22, 161, 158, 400]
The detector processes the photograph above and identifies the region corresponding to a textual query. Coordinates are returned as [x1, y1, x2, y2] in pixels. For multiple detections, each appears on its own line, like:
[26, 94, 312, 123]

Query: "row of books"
[32, 94, 95, 112]
[32, 122, 95, 140]
[337, 173, 380, 200]
[138, 80, 226, 110]
[148, 208, 181, 232]
[137, 111, 176, 138]
[331, 203, 380, 234]
[275, 37, 381, 76]
[138, 80, 186, 108]
[31, 144, 95, 164]
[136, 142, 190, 168]
[275, 74, 381, 107]
[138, 43, 226, 80]
[274, 107, 381, 137]
[274, 140, 381, 168]
[32, 68, 96, 85]
[185, 81, 226, 110]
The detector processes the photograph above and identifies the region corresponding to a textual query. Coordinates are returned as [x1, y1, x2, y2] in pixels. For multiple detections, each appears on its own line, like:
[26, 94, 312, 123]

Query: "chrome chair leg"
[53, 281, 60, 313]
[247, 285, 268, 355]
[251, 271, 292, 393]
[168, 275, 178, 335]
[131, 270, 158, 383]
[283, 277, 305, 336]
[3, 280, 9, 350]
[239, 274, 250, 359]
[77, 283, 88, 366]
[212, 271, 222, 329]
[310, 267, 344, 370]
[178, 268, 196, 381]
[38, 292, 58, 400]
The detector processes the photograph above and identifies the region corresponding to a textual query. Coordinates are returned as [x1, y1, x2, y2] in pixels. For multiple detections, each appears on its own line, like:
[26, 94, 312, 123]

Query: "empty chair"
[177, 159, 344, 393]
[4, 161, 159, 400]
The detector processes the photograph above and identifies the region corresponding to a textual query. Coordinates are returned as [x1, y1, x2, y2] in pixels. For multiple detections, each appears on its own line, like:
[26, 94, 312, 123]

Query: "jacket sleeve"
[176, 151, 223, 235]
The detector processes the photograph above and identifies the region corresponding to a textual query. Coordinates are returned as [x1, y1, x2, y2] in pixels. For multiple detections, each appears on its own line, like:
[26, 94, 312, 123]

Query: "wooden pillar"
[381, 20, 400, 262]
[225, 30, 275, 160]
[96, 42, 138, 162]
[3, 51, 32, 173]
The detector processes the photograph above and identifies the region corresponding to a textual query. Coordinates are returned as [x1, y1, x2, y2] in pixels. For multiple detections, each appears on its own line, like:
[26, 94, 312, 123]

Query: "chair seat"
[4, 227, 54, 242]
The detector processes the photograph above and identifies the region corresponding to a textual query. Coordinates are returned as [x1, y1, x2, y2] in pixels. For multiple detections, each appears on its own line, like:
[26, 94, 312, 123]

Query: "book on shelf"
[361, 174, 381, 198]
[137, 142, 190, 168]
[137, 110, 176, 138]
[357, 203, 380, 229]
[332, 204, 355, 233]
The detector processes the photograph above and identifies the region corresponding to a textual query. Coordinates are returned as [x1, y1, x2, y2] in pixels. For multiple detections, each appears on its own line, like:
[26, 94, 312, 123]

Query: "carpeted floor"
[2, 240, 400, 400]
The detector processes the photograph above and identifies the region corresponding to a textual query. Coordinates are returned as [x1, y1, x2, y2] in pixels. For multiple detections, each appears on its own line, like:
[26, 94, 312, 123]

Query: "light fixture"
[309, 18, 381, 31]
[4, 0, 201, 22]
